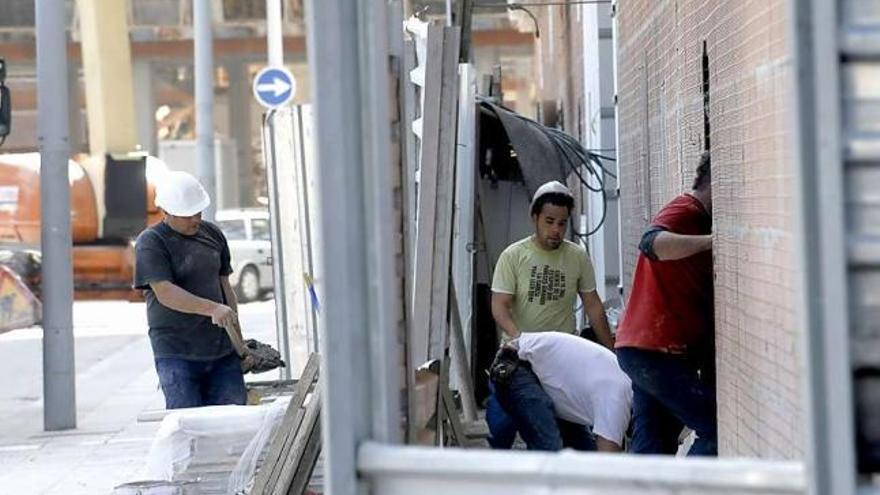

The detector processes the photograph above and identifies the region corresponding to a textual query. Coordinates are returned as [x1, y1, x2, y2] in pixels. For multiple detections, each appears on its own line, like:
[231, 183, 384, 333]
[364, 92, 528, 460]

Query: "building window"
[0, 0, 35, 28]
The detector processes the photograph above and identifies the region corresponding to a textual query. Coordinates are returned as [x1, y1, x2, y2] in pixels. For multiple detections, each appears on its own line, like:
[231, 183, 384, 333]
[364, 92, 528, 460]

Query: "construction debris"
[0, 264, 41, 333]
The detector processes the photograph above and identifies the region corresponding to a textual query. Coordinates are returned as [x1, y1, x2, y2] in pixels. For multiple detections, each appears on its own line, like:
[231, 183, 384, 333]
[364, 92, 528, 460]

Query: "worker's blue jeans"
[617, 347, 717, 456]
[155, 352, 247, 409]
[489, 364, 595, 451]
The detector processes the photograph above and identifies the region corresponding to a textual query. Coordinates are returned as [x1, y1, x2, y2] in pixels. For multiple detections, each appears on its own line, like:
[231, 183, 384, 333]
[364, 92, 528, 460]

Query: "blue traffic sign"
[252, 66, 297, 109]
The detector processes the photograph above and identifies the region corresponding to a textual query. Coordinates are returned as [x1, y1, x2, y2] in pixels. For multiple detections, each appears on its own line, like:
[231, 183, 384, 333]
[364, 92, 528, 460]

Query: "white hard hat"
[155, 171, 211, 217]
[531, 180, 572, 208]
[144, 155, 170, 185]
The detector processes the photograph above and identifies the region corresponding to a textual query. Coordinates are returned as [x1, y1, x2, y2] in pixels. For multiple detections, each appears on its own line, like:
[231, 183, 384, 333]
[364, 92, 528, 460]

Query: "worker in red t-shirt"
[615, 152, 716, 456]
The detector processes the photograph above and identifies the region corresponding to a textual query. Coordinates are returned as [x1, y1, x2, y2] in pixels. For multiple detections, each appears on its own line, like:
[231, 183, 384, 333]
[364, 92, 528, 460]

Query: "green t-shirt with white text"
[491, 236, 597, 335]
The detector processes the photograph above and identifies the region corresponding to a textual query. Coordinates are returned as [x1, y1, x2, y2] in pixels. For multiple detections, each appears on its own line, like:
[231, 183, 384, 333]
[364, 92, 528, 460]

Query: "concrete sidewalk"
[0, 299, 284, 495]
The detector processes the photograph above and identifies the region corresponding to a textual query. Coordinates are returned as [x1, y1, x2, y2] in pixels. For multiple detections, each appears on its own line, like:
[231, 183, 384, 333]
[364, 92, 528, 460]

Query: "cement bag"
[144, 399, 289, 494]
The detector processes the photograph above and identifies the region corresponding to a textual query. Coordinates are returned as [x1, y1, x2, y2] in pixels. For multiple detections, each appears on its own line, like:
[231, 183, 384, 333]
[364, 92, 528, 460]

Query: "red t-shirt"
[615, 193, 714, 353]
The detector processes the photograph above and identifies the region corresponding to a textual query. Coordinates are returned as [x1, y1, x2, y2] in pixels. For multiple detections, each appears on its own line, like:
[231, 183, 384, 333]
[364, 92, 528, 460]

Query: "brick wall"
[615, 0, 803, 459]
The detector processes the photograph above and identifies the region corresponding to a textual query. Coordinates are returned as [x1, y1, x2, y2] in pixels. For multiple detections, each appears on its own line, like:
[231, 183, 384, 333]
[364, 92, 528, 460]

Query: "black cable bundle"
[477, 96, 617, 239]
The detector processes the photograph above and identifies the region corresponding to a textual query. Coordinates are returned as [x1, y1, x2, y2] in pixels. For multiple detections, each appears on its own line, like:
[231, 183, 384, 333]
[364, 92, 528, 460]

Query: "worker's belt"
[489, 346, 530, 386]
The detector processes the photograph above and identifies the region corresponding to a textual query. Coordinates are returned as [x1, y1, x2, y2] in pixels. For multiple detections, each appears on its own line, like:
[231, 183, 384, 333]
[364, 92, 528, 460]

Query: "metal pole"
[67, 63, 83, 155]
[788, 0, 857, 493]
[36, 1, 76, 431]
[262, 111, 292, 380]
[294, 107, 321, 353]
[267, 0, 284, 67]
[305, 1, 401, 493]
[446, 0, 454, 25]
[194, 0, 216, 221]
[611, 0, 625, 302]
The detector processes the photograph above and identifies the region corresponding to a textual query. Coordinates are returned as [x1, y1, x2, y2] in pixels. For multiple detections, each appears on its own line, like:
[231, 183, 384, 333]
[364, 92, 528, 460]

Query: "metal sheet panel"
[843, 0, 880, 477]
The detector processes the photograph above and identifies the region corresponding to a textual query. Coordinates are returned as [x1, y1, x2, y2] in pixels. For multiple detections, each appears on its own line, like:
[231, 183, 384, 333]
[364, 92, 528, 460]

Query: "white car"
[215, 208, 274, 302]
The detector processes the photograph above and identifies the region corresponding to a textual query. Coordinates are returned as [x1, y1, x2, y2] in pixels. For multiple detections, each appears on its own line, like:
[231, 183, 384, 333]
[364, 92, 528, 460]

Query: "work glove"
[240, 338, 286, 374]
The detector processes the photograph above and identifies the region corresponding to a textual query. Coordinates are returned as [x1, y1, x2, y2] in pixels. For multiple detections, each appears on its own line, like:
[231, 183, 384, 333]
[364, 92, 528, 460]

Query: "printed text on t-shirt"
[528, 265, 566, 304]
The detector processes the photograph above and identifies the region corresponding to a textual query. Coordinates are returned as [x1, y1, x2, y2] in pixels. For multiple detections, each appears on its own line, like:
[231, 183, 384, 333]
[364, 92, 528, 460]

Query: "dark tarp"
[479, 100, 567, 197]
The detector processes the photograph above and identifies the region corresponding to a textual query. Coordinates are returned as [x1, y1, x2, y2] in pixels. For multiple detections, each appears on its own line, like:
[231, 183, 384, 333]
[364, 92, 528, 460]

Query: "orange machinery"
[0, 153, 162, 299]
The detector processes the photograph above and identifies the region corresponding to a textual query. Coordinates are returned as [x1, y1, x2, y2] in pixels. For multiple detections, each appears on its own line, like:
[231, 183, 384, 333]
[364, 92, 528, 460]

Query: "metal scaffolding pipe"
[194, 0, 216, 220]
[305, 1, 401, 493]
[36, 1, 76, 431]
[267, 0, 284, 67]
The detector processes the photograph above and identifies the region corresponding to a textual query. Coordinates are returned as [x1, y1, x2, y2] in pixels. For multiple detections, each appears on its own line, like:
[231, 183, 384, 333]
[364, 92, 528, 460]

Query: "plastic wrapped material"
[144, 398, 290, 495]
[227, 398, 288, 494]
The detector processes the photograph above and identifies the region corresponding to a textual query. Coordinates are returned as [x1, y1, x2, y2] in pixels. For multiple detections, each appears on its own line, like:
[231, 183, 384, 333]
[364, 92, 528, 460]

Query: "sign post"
[256, 65, 297, 378]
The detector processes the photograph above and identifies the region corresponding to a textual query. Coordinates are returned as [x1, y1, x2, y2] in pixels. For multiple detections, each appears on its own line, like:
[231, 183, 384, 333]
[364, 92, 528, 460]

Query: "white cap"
[530, 180, 572, 208]
[155, 171, 211, 217]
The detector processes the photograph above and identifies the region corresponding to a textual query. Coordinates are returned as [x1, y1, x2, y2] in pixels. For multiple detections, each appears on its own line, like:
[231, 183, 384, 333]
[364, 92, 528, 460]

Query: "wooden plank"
[251, 354, 320, 494]
[451, 63, 477, 386]
[427, 26, 462, 362]
[273, 389, 322, 495]
[449, 284, 478, 422]
[401, 38, 419, 297]
[442, 387, 467, 447]
[266, 407, 307, 492]
[401, 37, 420, 445]
[462, 419, 490, 439]
[265, 360, 321, 492]
[439, 357, 467, 447]
[287, 415, 323, 495]
[412, 361, 441, 446]
[411, 22, 446, 367]
[408, 22, 445, 442]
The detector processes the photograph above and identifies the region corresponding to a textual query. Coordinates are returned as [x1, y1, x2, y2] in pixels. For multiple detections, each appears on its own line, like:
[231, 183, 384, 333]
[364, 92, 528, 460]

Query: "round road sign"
[252, 66, 297, 109]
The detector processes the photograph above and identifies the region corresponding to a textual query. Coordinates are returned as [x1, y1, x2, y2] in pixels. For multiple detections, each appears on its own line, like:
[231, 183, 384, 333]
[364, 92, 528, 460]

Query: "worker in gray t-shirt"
[134, 171, 248, 409]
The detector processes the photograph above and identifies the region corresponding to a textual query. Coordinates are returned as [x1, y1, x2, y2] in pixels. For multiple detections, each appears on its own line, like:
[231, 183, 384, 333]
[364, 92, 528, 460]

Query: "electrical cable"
[477, 96, 615, 240]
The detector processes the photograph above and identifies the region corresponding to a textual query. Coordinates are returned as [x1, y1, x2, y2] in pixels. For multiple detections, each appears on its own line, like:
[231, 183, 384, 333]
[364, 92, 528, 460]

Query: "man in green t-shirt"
[487, 180, 614, 450]
[491, 180, 613, 345]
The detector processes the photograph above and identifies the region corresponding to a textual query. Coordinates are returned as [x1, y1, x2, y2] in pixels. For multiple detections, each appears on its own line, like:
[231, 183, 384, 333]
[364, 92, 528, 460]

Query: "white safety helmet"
[154, 171, 211, 217]
[530, 180, 572, 209]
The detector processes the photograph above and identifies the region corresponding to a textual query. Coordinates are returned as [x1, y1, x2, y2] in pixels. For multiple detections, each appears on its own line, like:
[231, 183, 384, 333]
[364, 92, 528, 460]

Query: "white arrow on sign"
[256, 77, 292, 97]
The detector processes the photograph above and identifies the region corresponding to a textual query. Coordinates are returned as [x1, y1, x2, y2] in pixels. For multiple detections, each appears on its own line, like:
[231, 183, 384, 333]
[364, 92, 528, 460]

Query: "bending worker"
[134, 171, 250, 409]
[492, 331, 632, 452]
[487, 180, 614, 450]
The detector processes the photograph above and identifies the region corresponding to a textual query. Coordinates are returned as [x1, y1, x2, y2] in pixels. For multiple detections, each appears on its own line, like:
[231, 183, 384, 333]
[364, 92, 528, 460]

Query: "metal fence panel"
[359, 442, 806, 495]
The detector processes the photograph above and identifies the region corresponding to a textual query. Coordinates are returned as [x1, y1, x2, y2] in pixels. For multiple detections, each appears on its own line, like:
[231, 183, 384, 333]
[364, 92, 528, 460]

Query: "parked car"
[215, 208, 273, 302]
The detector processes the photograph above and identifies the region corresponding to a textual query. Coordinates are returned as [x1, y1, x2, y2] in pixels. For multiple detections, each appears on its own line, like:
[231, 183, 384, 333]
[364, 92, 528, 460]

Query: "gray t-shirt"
[134, 221, 235, 361]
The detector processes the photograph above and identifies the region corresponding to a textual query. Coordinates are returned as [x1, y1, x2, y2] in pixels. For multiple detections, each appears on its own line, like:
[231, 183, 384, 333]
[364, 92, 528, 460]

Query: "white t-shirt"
[516, 331, 633, 445]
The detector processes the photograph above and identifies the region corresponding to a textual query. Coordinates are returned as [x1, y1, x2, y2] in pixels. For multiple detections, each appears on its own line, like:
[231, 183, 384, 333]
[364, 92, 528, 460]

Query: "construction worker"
[134, 171, 249, 409]
[615, 152, 716, 456]
[491, 331, 632, 452]
[487, 180, 615, 450]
